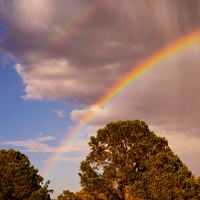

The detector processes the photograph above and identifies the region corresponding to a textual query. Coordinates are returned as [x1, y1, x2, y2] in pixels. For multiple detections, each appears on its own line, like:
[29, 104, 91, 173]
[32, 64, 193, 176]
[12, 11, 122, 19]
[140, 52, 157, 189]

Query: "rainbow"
[40, 0, 96, 54]
[42, 30, 200, 177]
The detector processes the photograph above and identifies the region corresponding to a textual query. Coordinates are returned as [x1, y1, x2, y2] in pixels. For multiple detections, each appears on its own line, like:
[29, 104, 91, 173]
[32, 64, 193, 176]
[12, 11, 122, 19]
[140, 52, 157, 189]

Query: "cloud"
[44, 155, 85, 164]
[54, 110, 65, 118]
[1, 0, 200, 103]
[3, 0, 53, 31]
[71, 105, 102, 123]
[0, 136, 55, 153]
[0, 135, 89, 153]
[69, 44, 200, 135]
[1, 1, 200, 138]
[36, 136, 55, 142]
[15, 59, 107, 102]
[0, 51, 15, 68]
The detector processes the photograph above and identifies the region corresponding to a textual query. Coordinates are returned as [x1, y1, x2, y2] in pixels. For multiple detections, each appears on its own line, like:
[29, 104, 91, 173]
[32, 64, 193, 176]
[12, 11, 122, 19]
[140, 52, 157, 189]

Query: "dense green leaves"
[3, 121, 199, 199]
[0, 149, 51, 200]
[58, 189, 95, 200]
[58, 190, 80, 200]
[78, 120, 200, 199]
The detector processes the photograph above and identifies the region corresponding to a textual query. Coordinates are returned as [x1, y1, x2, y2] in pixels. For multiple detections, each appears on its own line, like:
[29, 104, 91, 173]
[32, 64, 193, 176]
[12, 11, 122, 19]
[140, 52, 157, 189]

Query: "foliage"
[76, 189, 94, 200]
[58, 189, 102, 200]
[58, 190, 80, 200]
[78, 120, 200, 200]
[0, 149, 51, 200]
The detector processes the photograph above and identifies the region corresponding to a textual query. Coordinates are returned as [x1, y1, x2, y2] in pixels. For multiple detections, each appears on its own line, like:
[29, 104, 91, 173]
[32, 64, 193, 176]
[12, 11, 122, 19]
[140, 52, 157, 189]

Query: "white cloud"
[44, 155, 85, 164]
[0, 136, 56, 153]
[0, 135, 89, 154]
[36, 136, 55, 142]
[54, 110, 65, 118]
[70, 105, 102, 123]
[15, 59, 107, 102]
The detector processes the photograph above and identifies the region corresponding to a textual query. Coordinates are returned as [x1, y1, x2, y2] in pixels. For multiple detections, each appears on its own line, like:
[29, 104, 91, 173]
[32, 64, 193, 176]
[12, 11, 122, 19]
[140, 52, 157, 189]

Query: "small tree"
[0, 149, 51, 200]
[79, 120, 200, 199]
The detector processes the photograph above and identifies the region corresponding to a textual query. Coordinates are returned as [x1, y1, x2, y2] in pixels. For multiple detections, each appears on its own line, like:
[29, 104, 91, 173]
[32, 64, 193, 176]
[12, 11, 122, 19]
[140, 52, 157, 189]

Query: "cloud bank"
[1, 0, 200, 152]
[1, 0, 200, 102]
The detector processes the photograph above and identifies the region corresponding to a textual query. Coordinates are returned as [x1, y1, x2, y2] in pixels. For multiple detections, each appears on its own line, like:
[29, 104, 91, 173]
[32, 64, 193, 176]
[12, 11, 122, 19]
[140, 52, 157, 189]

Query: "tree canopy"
[78, 120, 200, 199]
[0, 149, 51, 200]
[58, 190, 80, 200]
[57, 189, 94, 200]
[2, 121, 200, 200]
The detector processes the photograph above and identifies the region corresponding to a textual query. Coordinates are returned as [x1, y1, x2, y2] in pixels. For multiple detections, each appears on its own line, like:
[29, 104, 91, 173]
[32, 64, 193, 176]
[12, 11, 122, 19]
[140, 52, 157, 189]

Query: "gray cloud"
[71, 45, 200, 135]
[1, 0, 200, 135]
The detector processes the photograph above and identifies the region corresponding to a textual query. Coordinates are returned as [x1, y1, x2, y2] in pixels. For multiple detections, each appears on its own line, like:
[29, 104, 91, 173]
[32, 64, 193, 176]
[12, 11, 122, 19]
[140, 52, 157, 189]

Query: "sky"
[0, 0, 200, 198]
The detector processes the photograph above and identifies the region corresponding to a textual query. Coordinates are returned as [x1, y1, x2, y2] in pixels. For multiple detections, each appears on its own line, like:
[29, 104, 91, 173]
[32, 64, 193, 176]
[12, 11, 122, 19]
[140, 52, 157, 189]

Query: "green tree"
[79, 120, 200, 200]
[76, 189, 95, 200]
[58, 190, 80, 200]
[0, 149, 52, 200]
[58, 189, 100, 200]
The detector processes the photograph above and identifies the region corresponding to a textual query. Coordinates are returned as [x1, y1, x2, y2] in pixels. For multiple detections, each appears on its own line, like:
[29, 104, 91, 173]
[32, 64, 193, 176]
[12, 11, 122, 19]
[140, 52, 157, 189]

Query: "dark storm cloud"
[2, 0, 200, 64]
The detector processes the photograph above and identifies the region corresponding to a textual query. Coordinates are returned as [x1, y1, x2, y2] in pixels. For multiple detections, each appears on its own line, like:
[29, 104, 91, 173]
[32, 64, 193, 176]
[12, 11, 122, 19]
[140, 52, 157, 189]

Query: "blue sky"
[0, 54, 85, 195]
[0, 59, 82, 195]
[1, 0, 200, 198]
[0, 63, 73, 142]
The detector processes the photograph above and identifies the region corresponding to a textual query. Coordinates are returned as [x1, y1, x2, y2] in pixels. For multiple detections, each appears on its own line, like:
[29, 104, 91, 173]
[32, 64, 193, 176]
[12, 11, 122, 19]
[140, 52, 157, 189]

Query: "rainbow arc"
[43, 31, 200, 176]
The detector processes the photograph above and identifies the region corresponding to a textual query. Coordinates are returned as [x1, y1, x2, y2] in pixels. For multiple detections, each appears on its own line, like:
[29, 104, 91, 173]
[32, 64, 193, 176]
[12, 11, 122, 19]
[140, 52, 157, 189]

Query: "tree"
[58, 190, 80, 200]
[79, 120, 200, 199]
[0, 149, 51, 200]
[76, 189, 95, 200]
[58, 189, 95, 200]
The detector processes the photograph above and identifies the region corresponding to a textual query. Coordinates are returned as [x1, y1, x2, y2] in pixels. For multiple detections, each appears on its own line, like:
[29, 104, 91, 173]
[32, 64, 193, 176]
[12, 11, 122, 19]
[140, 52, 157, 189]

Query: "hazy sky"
[0, 0, 200, 198]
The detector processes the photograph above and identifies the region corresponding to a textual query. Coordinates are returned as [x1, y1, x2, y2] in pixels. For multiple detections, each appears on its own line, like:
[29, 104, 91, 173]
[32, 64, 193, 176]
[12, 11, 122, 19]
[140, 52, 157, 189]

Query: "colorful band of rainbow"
[43, 30, 200, 177]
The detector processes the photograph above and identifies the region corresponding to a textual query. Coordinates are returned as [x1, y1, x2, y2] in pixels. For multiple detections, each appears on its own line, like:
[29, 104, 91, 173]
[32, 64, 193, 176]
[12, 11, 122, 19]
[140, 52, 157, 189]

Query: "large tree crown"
[79, 120, 200, 199]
